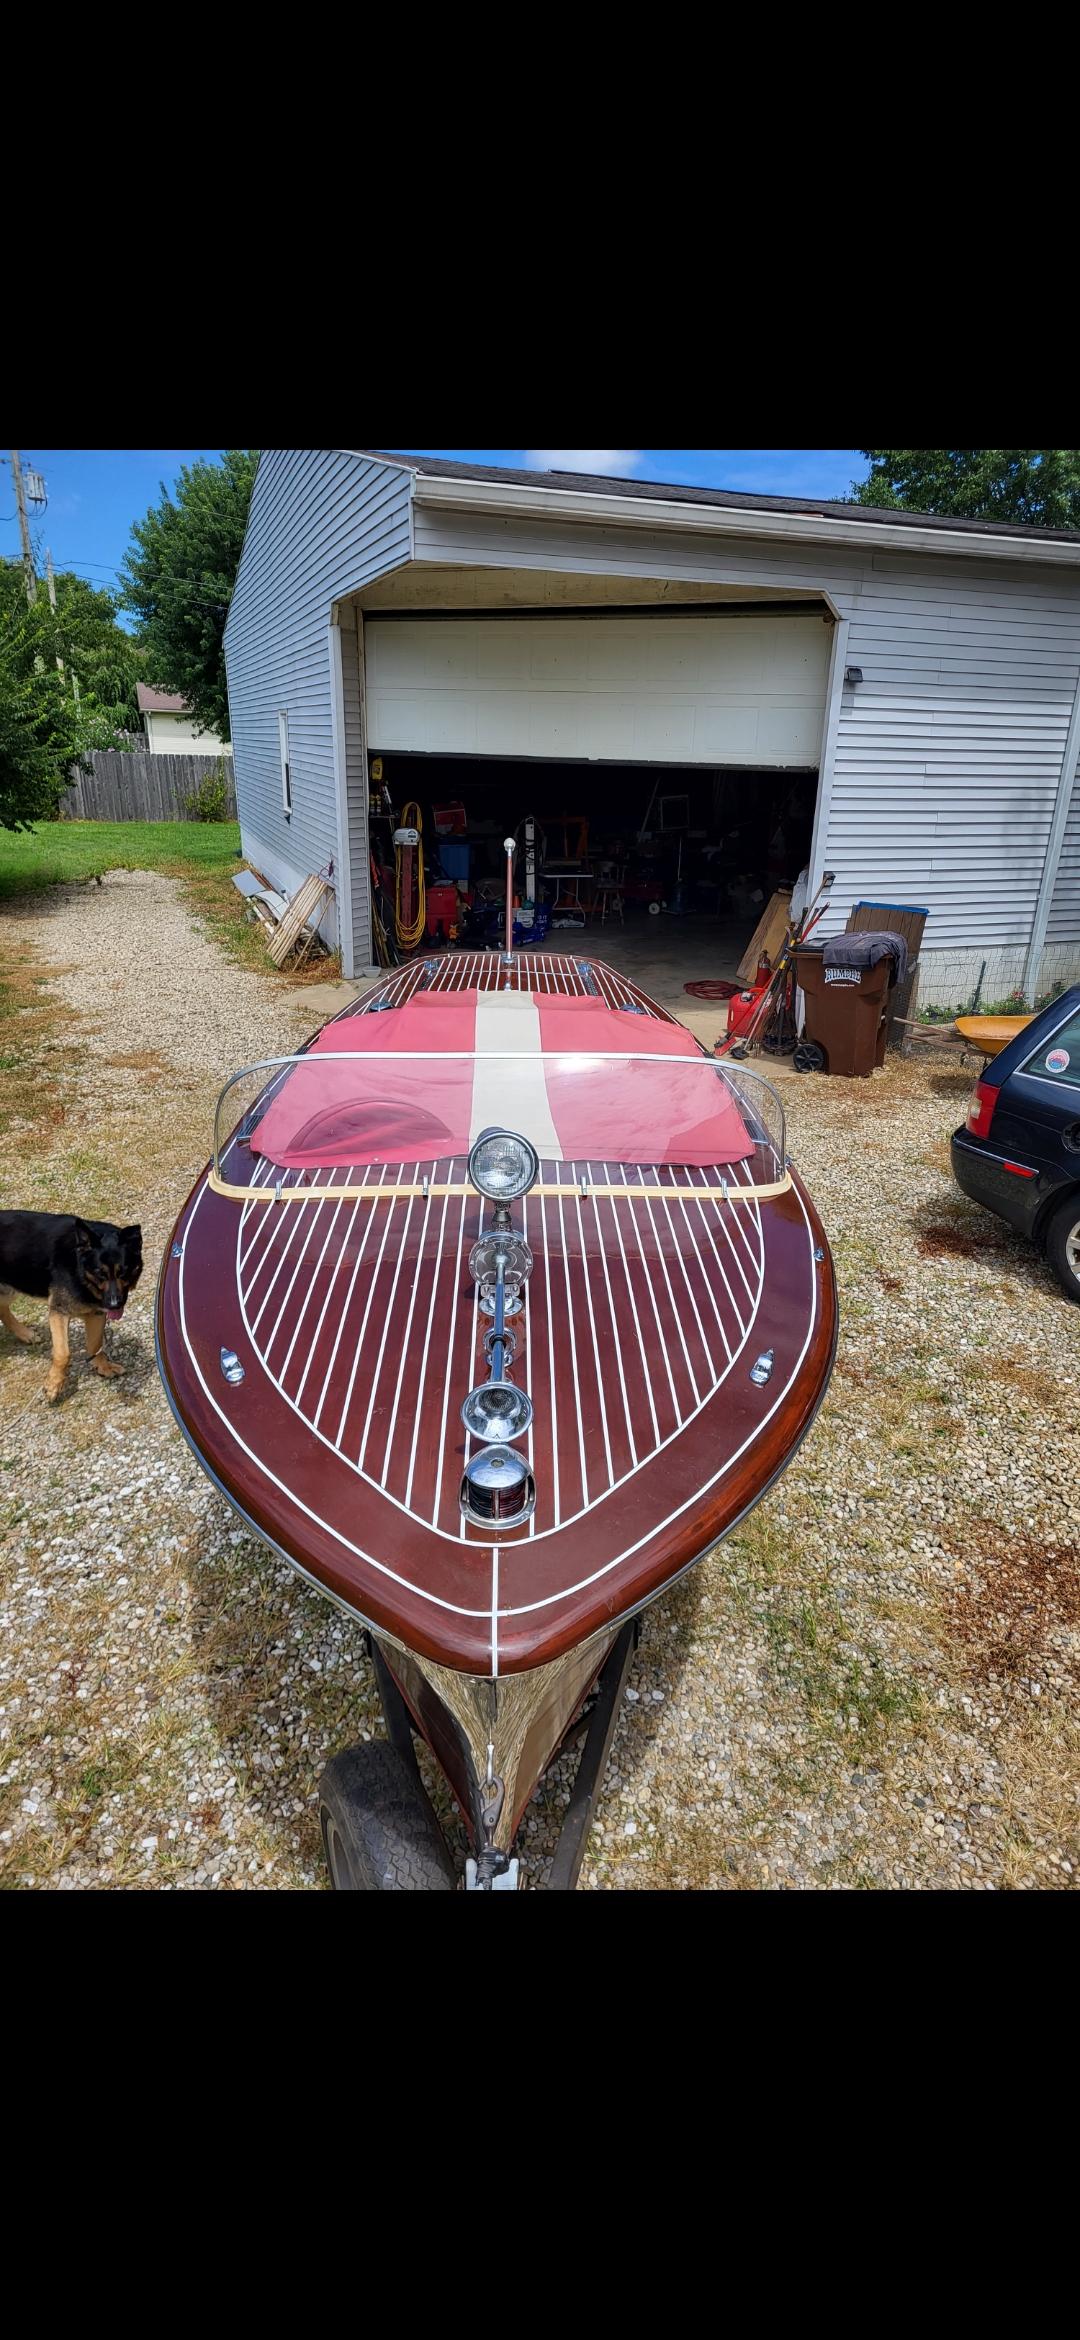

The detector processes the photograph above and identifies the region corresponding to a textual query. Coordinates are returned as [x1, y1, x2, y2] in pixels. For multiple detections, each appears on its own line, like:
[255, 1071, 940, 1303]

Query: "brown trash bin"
[795, 943, 892, 1077]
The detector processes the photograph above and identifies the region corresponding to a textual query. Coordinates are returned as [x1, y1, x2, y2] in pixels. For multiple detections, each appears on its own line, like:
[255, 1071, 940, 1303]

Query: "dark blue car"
[951, 984, 1080, 1302]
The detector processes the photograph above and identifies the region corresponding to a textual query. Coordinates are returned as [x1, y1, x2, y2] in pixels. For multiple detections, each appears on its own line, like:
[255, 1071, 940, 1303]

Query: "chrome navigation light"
[462, 1154, 537, 1476]
[460, 1445, 537, 1529]
[470, 1232, 533, 1317]
[469, 1234, 533, 1289]
[467, 1128, 539, 1204]
[461, 1382, 534, 1442]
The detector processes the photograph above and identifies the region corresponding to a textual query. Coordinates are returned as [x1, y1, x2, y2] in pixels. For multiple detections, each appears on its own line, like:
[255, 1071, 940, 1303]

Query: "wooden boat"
[954, 1013, 1034, 1059]
[156, 946, 837, 1889]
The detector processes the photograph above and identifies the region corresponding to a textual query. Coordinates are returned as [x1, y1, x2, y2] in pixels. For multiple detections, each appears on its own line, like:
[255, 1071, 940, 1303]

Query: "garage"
[224, 451, 1080, 1009]
[362, 605, 831, 1000]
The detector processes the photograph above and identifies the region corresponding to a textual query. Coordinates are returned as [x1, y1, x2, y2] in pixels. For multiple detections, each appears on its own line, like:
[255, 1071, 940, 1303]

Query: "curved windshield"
[211, 990, 788, 1195]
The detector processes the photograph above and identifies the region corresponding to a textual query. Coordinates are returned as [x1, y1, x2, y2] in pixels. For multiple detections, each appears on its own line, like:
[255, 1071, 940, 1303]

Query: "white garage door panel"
[758, 700, 830, 760]
[366, 614, 829, 766]
[695, 704, 760, 760]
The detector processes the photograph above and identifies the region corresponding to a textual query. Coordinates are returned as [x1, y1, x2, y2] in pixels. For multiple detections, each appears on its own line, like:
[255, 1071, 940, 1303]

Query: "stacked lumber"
[267, 872, 334, 967]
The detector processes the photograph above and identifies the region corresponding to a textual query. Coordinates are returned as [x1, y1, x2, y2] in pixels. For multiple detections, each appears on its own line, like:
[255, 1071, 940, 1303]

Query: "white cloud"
[525, 450, 644, 476]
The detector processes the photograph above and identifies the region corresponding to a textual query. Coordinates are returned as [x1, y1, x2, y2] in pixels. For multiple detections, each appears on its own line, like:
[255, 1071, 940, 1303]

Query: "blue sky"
[1, 451, 225, 608]
[2, 449, 866, 613]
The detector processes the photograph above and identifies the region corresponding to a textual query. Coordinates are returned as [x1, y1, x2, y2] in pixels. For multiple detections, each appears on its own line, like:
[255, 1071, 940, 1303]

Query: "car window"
[1021, 1006, 1080, 1087]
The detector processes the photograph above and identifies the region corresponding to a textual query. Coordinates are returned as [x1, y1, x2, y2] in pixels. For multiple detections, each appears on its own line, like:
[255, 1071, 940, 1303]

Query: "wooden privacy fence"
[60, 748, 237, 822]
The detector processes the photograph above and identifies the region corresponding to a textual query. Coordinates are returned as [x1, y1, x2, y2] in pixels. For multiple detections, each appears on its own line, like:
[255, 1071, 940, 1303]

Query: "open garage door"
[365, 608, 831, 767]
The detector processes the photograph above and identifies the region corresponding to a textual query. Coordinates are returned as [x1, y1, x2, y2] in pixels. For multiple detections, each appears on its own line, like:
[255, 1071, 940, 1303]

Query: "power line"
[44, 555, 230, 614]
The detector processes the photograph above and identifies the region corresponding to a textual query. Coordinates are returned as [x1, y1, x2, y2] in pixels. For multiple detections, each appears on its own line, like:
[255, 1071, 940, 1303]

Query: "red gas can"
[725, 983, 767, 1042]
[425, 882, 459, 941]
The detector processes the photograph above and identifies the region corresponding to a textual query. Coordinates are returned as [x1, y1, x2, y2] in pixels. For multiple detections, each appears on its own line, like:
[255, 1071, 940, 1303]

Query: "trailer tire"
[319, 1741, 457, 1890]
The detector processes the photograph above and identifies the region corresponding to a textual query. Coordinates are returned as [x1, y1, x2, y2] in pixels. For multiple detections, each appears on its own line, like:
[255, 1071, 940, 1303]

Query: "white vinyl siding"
[278, 709, 291, 818]
[828, 564, 1080, 950]
[1046, 762, 1080, 948]
[228, 461, 1080, 990]
[224, 450, 412, 965]
[409, 501, 1080, 967]
[365, 611, 831, 767]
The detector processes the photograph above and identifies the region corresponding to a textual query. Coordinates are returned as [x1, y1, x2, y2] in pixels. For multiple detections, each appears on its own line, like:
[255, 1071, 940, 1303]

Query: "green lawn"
[0, 819, 340, 985]
[0, 819, 243, 899]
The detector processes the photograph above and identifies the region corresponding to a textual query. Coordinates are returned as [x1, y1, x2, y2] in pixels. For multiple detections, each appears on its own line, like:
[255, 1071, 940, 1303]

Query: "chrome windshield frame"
[210, 1048, 788, 1195]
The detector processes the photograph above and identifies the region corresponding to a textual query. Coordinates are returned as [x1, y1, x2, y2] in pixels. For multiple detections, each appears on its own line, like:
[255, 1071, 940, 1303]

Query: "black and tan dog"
[0, 1211, 143, 1402]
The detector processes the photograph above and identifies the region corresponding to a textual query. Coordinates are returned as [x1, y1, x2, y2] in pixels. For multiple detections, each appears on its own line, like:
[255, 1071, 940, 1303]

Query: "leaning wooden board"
[267, 873, 333, 967]
[736, 890, 792, 985]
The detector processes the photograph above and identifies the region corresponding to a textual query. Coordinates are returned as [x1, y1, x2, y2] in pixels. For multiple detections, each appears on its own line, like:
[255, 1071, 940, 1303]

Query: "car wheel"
[1045, 1192, 1080, 1303]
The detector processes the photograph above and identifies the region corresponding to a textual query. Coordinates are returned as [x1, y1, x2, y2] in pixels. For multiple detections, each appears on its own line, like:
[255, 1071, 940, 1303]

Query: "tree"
[851, 450, 1080, 530]
[119, 450, 258, 735]
[0, 567, 124, 829]
[47, 570, 144, 733]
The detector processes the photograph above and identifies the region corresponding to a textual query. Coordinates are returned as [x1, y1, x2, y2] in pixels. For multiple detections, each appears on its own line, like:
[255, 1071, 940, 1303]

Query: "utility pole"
[46, 549, 66, 683]
[9, 450, 37, 605]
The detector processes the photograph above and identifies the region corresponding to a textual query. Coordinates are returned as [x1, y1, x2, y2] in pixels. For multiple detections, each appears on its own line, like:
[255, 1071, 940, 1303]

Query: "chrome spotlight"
[460, 1445, 537, 1529]
[467, 1129, 539, 1204]
[461, 1382, 534, 1442]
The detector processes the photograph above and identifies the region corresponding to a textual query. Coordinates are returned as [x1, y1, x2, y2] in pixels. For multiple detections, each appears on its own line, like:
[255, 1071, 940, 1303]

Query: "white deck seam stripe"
[431, 1189, 470, 1528]
[586, 1177, 638, 1470]
[573, 1174, 616, 1486]
[295, 1175, 370, 1410]
[618, 1164, 682, 1427]
[357, 1190, 418, 1469]
[181, 1165, 812, 1620]
[403, 1182, 451, 1512]
[328, 1169, 401, 1445]
[603, 1165, 660, 1449]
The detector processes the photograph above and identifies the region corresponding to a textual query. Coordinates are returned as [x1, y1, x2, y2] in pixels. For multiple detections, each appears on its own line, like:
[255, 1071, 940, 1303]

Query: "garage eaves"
[358, 450, 1080, 569]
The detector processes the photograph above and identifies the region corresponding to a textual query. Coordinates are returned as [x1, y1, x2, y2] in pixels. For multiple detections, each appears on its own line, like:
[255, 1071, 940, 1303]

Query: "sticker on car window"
[1045, 1047, 1070, 1073]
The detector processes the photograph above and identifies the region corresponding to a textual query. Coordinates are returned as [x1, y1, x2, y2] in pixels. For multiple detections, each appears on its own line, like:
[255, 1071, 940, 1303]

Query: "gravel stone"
[1, 871, 1077, 1889]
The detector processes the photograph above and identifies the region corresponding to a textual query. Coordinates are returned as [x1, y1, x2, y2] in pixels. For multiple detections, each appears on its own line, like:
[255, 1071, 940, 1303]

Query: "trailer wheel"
[793, 1041, 826, 1073]
[319, 1741, 457, 1890]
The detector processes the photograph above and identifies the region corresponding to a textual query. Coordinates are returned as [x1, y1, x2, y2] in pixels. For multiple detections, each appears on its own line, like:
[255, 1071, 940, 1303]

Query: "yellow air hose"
[393, 799, 426, 950]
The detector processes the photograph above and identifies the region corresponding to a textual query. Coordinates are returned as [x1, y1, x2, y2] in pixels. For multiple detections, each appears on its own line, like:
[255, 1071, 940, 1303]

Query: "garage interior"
[360, 595, 833, 1024]
[368, 750, 819, 1015]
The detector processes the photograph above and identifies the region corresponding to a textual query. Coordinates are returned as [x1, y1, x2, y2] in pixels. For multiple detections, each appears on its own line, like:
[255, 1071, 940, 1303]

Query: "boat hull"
[378, 1628, 617, 1852]
[157, 1157, 835, 1676]
[156, 954, 837, 1682]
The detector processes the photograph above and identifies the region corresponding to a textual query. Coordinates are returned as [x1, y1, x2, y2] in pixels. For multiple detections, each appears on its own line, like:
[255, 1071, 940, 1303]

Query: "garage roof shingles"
[362, 449, 1080, 546]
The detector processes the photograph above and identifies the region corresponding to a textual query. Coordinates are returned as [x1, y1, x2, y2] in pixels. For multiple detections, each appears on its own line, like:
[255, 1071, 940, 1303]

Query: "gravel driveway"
[1, 871, 1077, 1888]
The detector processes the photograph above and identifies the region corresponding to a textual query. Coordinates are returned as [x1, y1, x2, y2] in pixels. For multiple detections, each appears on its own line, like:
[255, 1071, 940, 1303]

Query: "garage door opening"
[368, 749, 820, 1007]
[360, 600, 831, 1005]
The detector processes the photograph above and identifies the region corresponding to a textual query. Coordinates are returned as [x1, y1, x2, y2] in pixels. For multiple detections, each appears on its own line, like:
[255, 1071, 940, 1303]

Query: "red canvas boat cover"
[251, 991, 753, 1170]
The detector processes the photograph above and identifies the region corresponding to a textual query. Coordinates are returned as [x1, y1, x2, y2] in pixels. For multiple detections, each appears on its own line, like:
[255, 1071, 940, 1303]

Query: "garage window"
[278, 710, 292, 822]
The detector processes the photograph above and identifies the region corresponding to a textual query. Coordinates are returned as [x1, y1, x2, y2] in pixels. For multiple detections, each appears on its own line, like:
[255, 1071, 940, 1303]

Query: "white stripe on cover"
[471, 993, 560, 1154]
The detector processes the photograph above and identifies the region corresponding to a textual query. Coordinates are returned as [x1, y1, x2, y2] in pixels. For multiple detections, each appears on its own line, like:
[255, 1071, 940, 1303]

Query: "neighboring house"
[223, 450, 1080, 992]
[137, 682, 230, 758]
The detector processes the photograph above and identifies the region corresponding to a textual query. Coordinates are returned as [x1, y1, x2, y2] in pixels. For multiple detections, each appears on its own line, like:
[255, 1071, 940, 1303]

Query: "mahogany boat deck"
[157, 953, 837, 1677]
